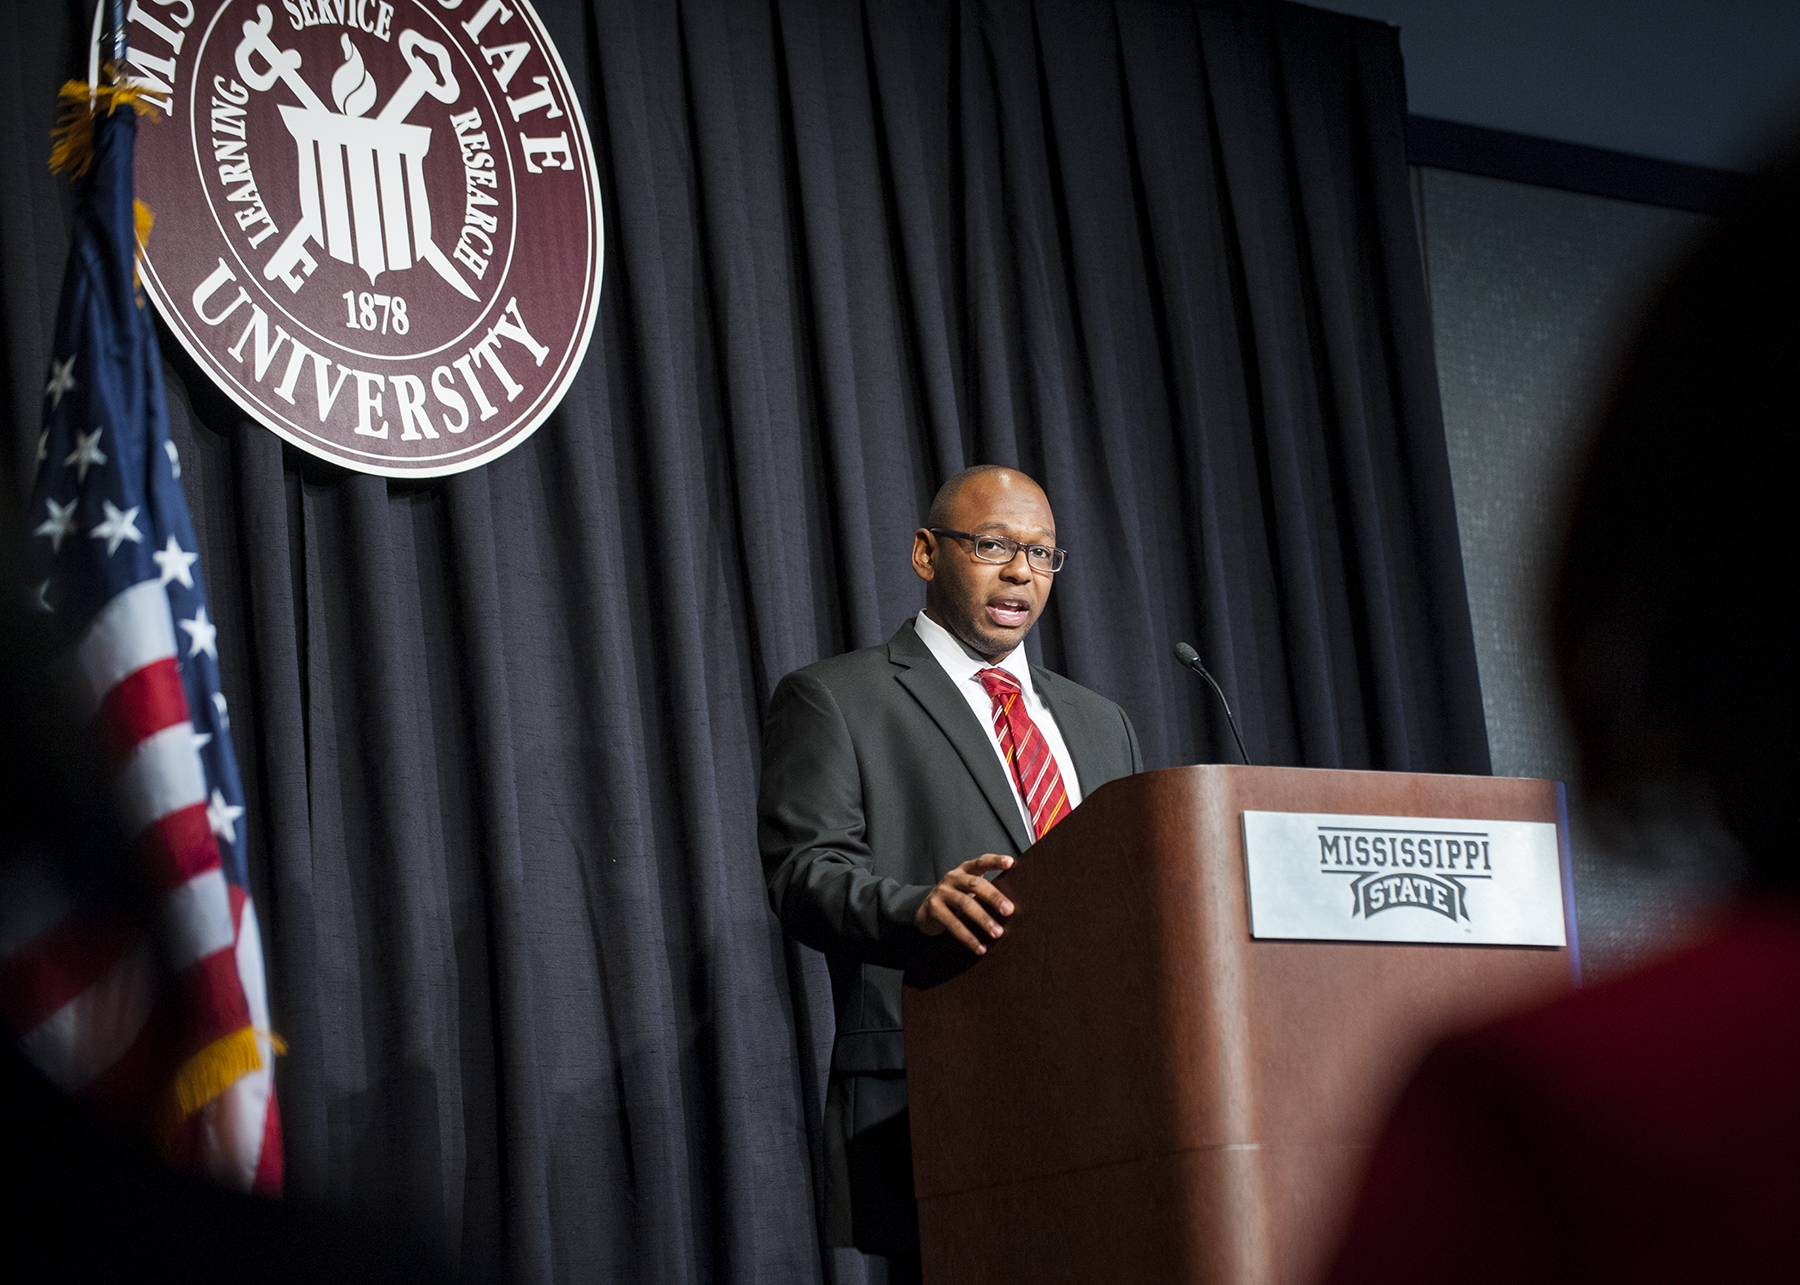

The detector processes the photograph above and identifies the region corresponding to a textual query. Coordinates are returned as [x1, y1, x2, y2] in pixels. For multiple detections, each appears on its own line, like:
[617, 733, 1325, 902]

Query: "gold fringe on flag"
[160, 1025, 264, 1136]
[48, 69, 158, 180]
[135, 196, 154, 250]
[133, 196, 156, 295]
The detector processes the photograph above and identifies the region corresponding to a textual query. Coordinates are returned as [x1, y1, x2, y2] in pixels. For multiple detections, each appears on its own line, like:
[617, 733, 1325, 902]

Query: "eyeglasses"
[929, 528, 1066, 573]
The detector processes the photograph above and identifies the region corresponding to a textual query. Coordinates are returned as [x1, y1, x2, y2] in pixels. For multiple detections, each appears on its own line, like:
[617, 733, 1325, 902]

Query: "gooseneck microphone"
[1171, 642, 1252, 766]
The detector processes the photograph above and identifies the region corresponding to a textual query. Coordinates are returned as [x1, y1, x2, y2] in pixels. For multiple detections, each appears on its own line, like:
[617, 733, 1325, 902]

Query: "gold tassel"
[133, 196, 156, 298]
[48, 67, 159, 180]
[160, 1026, 264, 1136]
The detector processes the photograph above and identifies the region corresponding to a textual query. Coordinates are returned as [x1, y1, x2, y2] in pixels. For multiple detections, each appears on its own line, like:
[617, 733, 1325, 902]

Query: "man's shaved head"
[926, 465, 1044, 530]
[914, 465, 1057, 662]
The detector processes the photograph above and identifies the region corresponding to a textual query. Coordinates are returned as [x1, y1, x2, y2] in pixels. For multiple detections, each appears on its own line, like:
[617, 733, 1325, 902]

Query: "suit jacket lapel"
[1033, 665, 1102, 793]
[889, 622, 1034, 854]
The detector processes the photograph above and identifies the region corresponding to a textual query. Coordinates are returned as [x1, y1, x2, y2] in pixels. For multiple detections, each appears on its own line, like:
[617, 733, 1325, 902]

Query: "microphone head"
[1172, 642, 1200, 667]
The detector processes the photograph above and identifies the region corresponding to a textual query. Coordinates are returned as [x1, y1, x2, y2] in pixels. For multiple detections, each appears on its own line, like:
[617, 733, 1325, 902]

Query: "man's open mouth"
[986, 598, 1031, 628]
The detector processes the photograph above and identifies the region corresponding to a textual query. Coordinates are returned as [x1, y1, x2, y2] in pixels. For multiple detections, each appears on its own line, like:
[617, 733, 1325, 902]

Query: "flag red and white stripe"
[2, 581, 276, 1186]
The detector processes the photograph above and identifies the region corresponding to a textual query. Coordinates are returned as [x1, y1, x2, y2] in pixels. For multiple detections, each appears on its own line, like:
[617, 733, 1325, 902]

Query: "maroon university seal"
[128, 0, 603, 476]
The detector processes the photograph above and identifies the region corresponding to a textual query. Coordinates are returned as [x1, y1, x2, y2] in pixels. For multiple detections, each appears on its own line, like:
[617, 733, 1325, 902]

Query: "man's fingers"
[932, 897, 988, 955]
[951, 887, 1005, 939]
[957, 854, 1016, 915]
[957, 874, 1014, 917]
[919, 854, 1018, 953]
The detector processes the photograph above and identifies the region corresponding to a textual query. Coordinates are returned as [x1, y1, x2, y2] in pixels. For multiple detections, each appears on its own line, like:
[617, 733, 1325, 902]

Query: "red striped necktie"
[976, 667, 1072, 840]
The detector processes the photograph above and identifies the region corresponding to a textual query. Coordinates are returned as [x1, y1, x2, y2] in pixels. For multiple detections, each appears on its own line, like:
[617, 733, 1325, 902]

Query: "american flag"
[5, 98, 281, 1191]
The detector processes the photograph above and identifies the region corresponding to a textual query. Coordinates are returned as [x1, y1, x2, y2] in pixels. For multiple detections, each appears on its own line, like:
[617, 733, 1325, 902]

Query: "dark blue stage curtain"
[0, 0, 1486, 1281]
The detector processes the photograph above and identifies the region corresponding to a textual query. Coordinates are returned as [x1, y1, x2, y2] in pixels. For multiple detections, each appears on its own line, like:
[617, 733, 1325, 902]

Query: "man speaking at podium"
[759, 466, 1142, 1279]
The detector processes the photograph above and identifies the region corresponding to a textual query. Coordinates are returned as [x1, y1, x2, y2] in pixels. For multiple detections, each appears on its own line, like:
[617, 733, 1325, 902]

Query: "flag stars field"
[154, 535, 198, 588]
[207, 789, 245, 845]
[34, 496, 78, 552]
[45, 354, 76, 408]
[65, 425, 106, 481]
[89, 499, 143, 555]
[180, 604, 218, 660]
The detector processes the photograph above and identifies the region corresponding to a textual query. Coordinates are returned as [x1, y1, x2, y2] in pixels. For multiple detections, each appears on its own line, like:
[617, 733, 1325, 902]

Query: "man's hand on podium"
[915, 854, 1016, 955]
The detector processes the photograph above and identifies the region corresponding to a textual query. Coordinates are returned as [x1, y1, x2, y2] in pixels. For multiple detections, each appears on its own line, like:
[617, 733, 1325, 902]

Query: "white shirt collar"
[913, 609, 1037, 696]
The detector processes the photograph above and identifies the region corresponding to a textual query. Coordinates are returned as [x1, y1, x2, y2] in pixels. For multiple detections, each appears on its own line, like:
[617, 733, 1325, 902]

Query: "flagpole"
[85, 0, 130, 98]
[109, 0, 127, 71]
[86, 1, 103, 102]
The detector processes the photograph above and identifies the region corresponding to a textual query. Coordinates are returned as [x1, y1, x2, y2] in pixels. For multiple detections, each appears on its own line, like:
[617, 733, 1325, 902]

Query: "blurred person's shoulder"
[1327, 905, 1800, 1285]
[1415, 899, 1800, 1279]
[1476, 897, 1800, 1108]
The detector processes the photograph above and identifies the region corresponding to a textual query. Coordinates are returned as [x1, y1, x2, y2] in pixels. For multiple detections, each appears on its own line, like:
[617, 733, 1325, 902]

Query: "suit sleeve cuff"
[883, 882, 934, 959]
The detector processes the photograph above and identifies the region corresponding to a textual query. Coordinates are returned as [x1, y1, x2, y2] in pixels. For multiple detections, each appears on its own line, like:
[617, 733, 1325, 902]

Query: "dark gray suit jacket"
[759, 618, 1142, 1250]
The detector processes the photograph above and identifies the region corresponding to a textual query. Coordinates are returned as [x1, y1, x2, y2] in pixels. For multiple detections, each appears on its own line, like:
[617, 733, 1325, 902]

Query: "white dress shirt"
[913, 609, 1083, 838]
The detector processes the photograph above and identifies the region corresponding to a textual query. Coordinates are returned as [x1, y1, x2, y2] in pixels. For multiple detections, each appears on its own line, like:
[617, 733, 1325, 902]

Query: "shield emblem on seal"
[128, 0, 604, 477]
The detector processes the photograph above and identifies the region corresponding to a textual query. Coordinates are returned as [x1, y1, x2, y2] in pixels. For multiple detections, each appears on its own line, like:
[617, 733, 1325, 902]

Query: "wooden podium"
[902, 765, 1578, 1285]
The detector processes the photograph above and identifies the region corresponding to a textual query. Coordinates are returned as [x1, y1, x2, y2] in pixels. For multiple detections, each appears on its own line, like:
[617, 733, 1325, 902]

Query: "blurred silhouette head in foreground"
[1551, 162, 1800, 886]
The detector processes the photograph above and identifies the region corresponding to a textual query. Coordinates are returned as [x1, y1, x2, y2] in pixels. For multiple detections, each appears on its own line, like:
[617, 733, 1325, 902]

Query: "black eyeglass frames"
[928, 528, 1066, 573]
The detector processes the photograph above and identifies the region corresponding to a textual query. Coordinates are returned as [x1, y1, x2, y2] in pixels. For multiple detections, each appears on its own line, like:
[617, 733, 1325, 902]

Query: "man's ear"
[912, 528, 937, 583]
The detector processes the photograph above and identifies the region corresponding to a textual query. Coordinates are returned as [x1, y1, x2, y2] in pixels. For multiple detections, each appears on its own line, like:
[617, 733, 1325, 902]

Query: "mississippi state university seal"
[128, 0, 603, 476]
